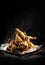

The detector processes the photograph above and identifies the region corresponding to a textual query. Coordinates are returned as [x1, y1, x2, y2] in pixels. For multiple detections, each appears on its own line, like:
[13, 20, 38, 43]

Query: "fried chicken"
[7, 28, 37, 53]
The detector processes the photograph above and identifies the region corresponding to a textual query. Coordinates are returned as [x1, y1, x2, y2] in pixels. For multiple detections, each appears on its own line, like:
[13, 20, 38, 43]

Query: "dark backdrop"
[1, 1, 45, 45]
[0, 1, 45, 65]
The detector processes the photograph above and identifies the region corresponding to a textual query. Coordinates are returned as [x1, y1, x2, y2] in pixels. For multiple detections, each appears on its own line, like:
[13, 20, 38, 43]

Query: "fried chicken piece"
[7, 43, 13, 52]
[17, 41, 28, 51]
[28, 36, 37, 40]
[7, 42, 17, 52]
[15, 33, 23, 43]
[16, 28, 27, 40]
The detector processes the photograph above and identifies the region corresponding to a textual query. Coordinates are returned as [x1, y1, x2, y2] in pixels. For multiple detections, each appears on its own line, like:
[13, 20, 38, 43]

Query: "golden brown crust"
[7, 28, 37, 53]
[15, 33, 23, 43]
[16, 28, 27, 40]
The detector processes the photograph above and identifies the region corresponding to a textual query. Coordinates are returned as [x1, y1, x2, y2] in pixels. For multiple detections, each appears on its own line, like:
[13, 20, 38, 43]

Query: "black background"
[1, 1, 45, 44]
[1, 1, 45, 43]
[0, 1, 45, 65]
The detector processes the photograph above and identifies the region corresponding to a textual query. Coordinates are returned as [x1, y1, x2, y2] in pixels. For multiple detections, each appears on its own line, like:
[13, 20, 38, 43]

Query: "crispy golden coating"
[15, 33, 23, 43]
[7, 28, 37, 53]
[16, 28, 27, 40]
